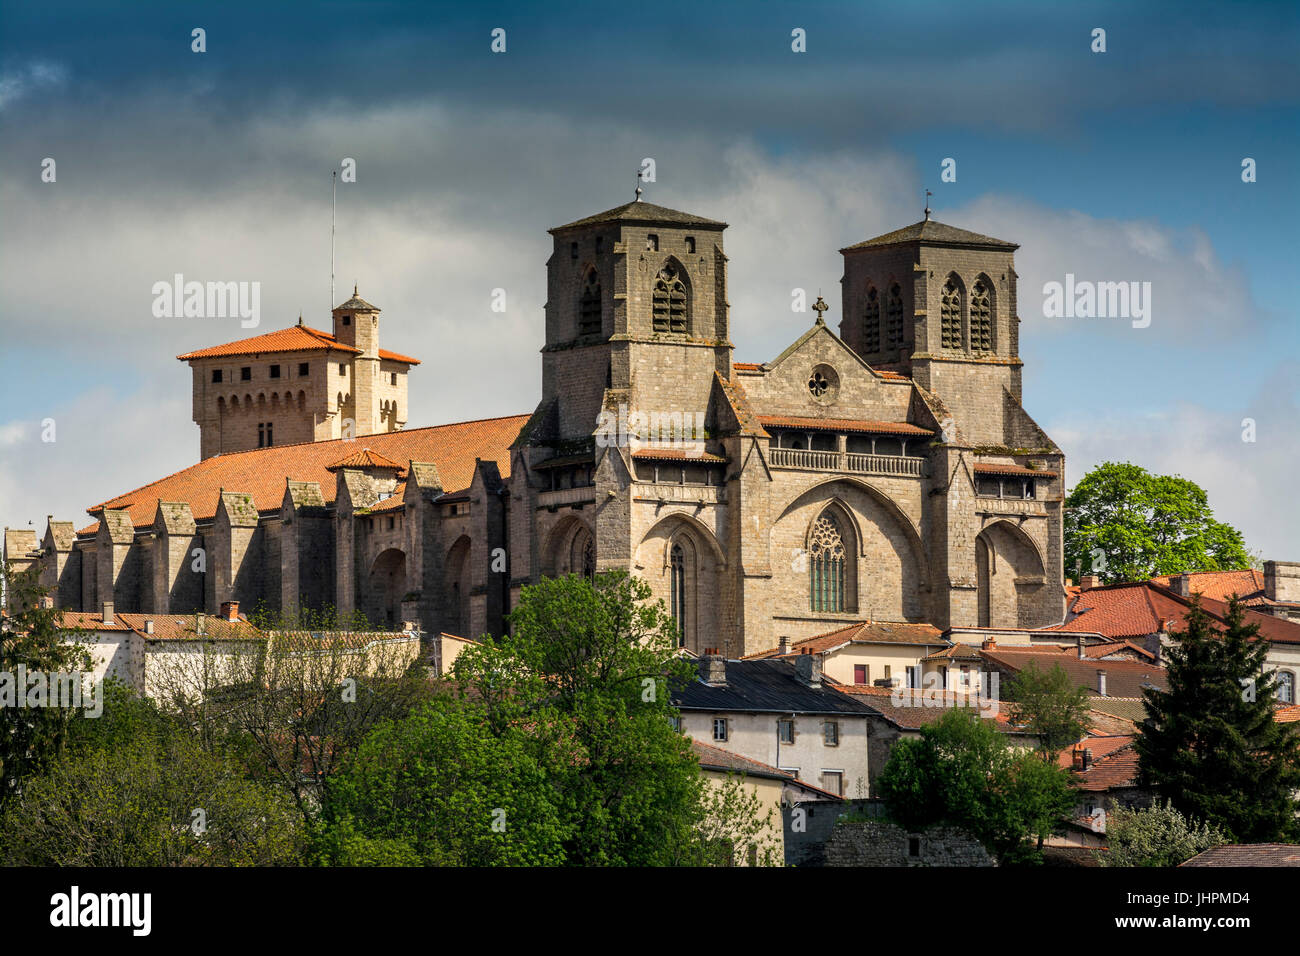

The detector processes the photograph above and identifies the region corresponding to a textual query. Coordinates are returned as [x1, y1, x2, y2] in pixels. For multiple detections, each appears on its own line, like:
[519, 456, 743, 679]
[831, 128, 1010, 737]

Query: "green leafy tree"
[1064, 462, 1250, 584]
[0, 731, 303, 866]
[314, 696, 567, 866]
[1097, 801, 1228, 867]
[1005, 661, 1092, 756]
[0, 565, 92, 813]
[878, 708, 1075, 864]
[450, 571, 704, 865]
[683, 772, 783, 867]
[1136, 598, 1300, 842]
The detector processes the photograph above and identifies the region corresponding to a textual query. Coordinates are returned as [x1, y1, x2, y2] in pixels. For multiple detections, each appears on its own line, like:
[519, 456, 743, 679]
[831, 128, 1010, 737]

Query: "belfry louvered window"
[863, 287, 881, 352]
[970, 278, 992, 352]
[886, 283, 905, 350]
[940, 278, 963, 351]
[579, 268, 602, 336]
[652, 263, 688, 333]
[809, 513, 847, 613]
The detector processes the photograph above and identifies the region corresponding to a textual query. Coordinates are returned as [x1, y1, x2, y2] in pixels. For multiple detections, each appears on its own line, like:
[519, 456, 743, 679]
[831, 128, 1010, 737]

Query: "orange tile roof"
[629, 448, 727, 463]
[1149, 569, 1267, 604]
[980, 647, 1167, 698]
[325, 448, 407, 472]
[744, 620, 946, 659]
[757, 415, 932, 437]
[79, 414, 528, 535]
[1275, 704, 1300, 724]
[176, 324, 420, 365]
[732, 362, 762, 373]
[116, 612, 260, 641]
[56, 610, 134, 632]
[972, 462, 1058, 479]
[1069, 741, 1141, 792]
[1056, 734, 1135, 769]
[1181, 844, 1300, 867]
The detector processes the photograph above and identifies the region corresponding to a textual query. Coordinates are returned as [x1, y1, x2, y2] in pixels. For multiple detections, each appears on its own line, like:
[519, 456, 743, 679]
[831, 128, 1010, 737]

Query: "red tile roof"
[1149, 569, 1269, 604]
[690, 739, 844, 799]
[1275, 704, 1300, 724]
[1056, 734, 1134, 769]
[744, 620, 945, 658]
[1069, 740, 1141, 792]
[1181, 844, 1300, 867]
[324, 448, 407, 472]
[79, 414, 528, 535]
[972, 462, 1058, 479]
[629, 448, 727, 463]
[176, 324, 420, 365]
[732, 362, 762, 373]
[980, 647, 1167, 699]
[757, 415, 933, 437]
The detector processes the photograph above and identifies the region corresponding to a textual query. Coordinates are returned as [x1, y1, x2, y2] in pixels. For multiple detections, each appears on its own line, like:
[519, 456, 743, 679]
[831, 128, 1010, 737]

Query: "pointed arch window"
[970, 278, 992, 352]
[940, 278, 963, 351]
[809, 512, 847, 613]
[581, 538, 595, 580]
[1278, 670, 1295, 705]
[652, 263, 688, 333]
[886, 283, 905, 350]
[863, 286, 881, 353]
[670, 542, 687, 646]
[579, 268, 602, 336]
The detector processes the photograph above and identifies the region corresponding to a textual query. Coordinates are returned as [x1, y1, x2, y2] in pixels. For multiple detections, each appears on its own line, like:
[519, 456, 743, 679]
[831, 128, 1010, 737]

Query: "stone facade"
[12, 199, 1067, 654]
[824, 820, 995, 867]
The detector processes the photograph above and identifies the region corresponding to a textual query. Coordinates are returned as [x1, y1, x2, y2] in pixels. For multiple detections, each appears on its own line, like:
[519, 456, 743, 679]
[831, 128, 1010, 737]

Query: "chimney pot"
[778, 635, 791, 656]
[220, 600, 240, 622]
[101, 601, 114, 624]
[1077, 636, 1086, 659]
[1082, 748, 1093, 771]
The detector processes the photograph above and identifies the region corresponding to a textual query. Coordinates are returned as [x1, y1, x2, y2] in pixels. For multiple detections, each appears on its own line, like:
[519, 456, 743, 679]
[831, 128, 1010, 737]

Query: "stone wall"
[825, 820, 995, 867]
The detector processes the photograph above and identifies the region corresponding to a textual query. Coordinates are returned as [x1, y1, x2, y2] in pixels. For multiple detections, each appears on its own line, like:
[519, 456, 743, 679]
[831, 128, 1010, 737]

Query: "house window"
[647, 234, 659, 251]
[823, 721, 839, 746]
[1278, 670, 1295, 704]
[387, 517, 395, 531]
[884, 665, 892, 683]
[820, 771, 843, 796]
[211, 369, 223, 384]
[940, 278, 962, 350]
[669, 714, 681, 733]
[390, 372, 398, 386]
[340, 363, 347, 375]
[298, 362, 309, 376]
[863, 286, 881, 353]
[778, 719, 794, 744]
[270, 364, 281, 379]
[258, 422, 273, 448]
[886, 282, 904, 349]
[579, 267, 602, 336]
[809, 512, 846, 613]
[713, 718, 728, 742]
[241, 366, 252, 381]
[651, 263, 687, 333]
[669, 543, 686, 647]
[854, 664, 868, 685]
[685, 236, 696, 253]
[906, 666, 920, 689]
[342, 314, 351, 326]
[971, 278, 992, 352]
[939, 665, 948, 689]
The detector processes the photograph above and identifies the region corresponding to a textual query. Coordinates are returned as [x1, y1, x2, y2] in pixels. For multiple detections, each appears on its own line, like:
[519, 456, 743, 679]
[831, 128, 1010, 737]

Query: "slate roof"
[551, 200, 726, 232]
[840, 219, 1017, 252]
[176, 323, 419, 365]
[78, 414, 528, 535]
[671, 659, 875, 716]
[1181, 844, 1300, 867]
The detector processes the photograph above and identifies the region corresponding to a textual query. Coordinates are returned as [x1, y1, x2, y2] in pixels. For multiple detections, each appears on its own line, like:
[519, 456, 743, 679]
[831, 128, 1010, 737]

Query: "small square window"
[298, 362, 309, 376]
[778, 719, 794, 744]
[270, 364, 281, 379]
[647, 234, 659, 251]
[240, 367, 251, 381]
[390, 372, 397, 386]
[821, 771, 843, 796]
[685, 236, 696, 253]
[713, 718, 728, 742]
[211, 369, 222, 384]
[854, 664, 868, 685]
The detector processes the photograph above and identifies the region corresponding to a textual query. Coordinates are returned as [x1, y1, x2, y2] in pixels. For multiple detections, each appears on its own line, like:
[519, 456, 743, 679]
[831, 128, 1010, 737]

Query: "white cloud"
[0, 61, 67, 111]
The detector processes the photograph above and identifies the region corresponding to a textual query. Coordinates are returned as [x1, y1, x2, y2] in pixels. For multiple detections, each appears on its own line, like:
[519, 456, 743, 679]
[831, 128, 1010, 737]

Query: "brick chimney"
[982, 637, 996, 650]
[1096, 669, 1108, 697]
[144, 619, 154, 635]
[794, 651, 823, 686]
[1077, 636, 1087, 659]
[778, 635, 791, 656]
[700, 653, 726, 686]
[220, 600, 240, 622]
[101, 601, 114, 624]
[1079, 575, 1100, 590]
[1172, 574, 1192, 598]
[196, 612, 207, 637]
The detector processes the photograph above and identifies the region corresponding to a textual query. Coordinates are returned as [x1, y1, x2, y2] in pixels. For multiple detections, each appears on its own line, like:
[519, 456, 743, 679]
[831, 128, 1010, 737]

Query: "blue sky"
[1, 0, 1297, 558]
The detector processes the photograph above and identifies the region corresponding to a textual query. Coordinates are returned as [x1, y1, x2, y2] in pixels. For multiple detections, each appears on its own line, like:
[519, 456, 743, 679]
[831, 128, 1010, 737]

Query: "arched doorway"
[367, 548, 407, 628]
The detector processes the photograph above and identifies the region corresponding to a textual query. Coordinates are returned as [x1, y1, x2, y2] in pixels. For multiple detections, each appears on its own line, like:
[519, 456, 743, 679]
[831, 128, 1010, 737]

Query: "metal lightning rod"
[330, 170, 337, 312]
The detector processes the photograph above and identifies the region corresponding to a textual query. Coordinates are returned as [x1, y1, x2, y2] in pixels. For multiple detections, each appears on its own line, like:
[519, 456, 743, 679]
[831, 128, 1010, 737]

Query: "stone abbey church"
[9, 198, 1067, 657]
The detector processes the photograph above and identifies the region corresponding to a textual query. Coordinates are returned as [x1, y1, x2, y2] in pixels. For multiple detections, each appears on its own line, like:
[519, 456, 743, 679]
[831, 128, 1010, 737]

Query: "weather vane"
[924, 188, 932, 221]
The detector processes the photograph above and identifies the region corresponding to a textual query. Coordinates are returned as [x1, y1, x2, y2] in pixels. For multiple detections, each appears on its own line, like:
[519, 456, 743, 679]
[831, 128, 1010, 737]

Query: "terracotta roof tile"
[744, 620, 946, 659]
[176, 324, 419, 365]
[79, 414, 528, 535]
[1149, 569, 1266, 604]
[757, 415, 932, 437]
[732, 362, 762, 373]
[972, 462, 1058, 479]
[1181, 844, 1300, 867]
[324, 448, 407, 472]
[629, 448, 727, 463]
[980, 647, 1167, 699]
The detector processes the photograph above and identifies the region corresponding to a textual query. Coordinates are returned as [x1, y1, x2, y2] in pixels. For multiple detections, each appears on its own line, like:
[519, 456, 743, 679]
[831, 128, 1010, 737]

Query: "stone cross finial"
[812, 295, 829, 325]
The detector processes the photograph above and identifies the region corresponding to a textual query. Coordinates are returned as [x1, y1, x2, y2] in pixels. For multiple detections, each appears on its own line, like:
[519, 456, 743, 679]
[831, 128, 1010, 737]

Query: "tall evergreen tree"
[1136, 598, 1300, 842]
